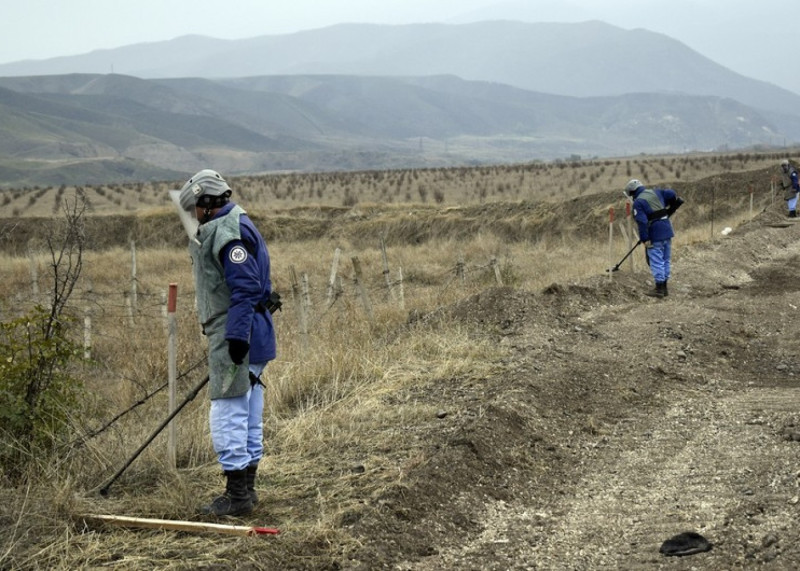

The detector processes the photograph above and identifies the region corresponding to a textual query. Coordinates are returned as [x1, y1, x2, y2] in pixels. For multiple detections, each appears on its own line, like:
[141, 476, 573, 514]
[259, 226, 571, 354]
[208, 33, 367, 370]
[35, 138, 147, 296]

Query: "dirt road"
[346, 204, 800, 569]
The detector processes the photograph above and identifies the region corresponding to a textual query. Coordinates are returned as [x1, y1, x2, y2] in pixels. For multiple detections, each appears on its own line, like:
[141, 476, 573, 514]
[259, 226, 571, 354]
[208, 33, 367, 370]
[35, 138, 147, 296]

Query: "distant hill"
[0, 72, 787, 188]
[2, 21, 798, 118]
[0, 21, 798, 188]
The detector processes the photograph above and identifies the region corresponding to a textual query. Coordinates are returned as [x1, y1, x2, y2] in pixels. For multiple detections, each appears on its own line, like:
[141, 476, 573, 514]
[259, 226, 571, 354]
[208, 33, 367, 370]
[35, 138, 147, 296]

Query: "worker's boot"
[790, 210, 797, 218]
[662, 280, 669, 297]
[646, 282, 667, 298]
[199, 469, 253, 516]
[246, 464, 259, 506]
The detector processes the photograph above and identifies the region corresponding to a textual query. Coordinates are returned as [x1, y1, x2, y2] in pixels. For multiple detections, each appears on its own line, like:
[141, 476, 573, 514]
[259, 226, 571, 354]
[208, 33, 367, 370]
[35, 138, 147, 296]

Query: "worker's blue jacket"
[191, 202, 276, 370]
[631, 187, 678, 243]
[782, 166, 800, 200]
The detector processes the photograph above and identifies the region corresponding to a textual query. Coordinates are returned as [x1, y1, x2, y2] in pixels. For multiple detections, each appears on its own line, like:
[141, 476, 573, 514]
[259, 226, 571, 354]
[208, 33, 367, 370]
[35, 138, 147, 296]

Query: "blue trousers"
[788, 194, 798, 213]
[646, 240, 671, 284]
[209, 362, 266, 472]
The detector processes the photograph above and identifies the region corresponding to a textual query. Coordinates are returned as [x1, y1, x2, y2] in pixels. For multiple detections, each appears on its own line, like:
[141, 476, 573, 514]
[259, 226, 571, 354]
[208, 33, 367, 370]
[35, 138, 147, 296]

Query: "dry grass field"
[0, 149, 798, 569]
[0, 150, 788, 219]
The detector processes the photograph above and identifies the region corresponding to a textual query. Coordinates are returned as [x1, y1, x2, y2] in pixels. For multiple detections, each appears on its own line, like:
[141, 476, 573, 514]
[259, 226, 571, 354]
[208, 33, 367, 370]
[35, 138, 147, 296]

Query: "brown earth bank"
[336, 202, 800, 569]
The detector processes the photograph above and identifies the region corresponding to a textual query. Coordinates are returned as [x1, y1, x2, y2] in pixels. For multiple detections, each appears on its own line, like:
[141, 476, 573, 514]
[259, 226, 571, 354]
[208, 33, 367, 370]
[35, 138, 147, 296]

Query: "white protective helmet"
[624, 179, 644, 197]
[781, 159, 790, 171]
[178, 169, 232, 212]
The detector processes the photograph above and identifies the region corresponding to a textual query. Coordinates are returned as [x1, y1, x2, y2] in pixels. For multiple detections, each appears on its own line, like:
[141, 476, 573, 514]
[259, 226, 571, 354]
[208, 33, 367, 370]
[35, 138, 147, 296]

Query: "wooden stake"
[380, 235, 395, 300]
[130, 240, 138, 314]
[396, 267, 405, 309]
[83, 307, 92, 360]
[326, 247, 341, 307]
[290, 266, 309, 349]
[82, 514, 279, 537]
[28, 248, 39, 296]
[351, 256, 374, 322]
[490, 257, 503, 286]
[167, 283, 178, 470]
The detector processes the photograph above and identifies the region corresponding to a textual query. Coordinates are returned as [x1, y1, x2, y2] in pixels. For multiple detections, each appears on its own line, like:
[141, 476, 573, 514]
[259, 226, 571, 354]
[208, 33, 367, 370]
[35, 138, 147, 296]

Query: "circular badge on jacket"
[229, 246, 248, 264]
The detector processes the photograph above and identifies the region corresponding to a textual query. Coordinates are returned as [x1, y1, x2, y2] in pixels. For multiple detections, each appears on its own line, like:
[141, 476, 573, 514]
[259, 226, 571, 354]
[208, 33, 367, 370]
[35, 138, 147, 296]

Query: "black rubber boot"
[790, 210, 797, 218]
[246, 464, 259, 506]
[200, 469, 254, 516]
[662, 280, 669, 297]
[646, 282, 666, 298]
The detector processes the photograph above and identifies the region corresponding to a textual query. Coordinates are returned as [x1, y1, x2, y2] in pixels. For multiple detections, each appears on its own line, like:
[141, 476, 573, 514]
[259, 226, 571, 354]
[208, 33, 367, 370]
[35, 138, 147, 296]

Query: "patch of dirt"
[342, 202, 800, 569]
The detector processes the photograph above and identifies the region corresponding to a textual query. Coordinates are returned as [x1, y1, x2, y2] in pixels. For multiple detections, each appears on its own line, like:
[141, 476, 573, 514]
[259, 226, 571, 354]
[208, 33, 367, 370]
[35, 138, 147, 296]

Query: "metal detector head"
[606, 240, 642, 273]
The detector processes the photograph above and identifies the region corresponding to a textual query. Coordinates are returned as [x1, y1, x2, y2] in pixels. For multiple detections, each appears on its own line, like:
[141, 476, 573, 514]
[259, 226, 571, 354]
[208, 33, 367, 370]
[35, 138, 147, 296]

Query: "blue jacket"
[209, 203, 276, 364]
[782, 166, 800, 200]
[631, 187, 678, 243]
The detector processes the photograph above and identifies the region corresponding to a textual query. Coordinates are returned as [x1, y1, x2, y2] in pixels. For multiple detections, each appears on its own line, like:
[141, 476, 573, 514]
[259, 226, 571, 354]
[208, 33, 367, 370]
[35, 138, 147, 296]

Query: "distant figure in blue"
[780, 159, 800, 217]
[624, 179, 684, 298]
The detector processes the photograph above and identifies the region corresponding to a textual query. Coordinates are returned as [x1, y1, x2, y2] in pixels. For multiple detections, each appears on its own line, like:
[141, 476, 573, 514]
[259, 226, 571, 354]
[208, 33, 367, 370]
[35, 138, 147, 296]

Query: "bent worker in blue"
[177, 169, 277, 516]
[780, 159, 800, 217]
[624, 179, 684, 298]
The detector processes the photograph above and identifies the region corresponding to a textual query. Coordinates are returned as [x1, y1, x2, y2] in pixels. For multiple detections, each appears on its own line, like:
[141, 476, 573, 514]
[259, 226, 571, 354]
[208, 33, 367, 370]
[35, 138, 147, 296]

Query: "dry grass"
[0, 152, 789, 569]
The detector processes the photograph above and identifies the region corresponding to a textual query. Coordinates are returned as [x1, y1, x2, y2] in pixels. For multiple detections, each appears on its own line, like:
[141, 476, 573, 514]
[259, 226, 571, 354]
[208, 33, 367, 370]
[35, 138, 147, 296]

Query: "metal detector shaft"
[99, 375, 209, 496]
[607, 240, 642, 272]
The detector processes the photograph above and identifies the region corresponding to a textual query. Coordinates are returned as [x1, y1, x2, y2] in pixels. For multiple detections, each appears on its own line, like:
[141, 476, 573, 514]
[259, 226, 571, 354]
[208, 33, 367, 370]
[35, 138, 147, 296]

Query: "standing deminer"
[178, 169, 277, 517]
[624, 179, 684, 298]
[780, 159, 800, 217]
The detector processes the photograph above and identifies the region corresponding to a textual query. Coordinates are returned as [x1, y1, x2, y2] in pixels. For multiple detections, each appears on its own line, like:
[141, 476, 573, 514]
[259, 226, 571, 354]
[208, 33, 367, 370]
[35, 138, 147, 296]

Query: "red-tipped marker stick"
[83, 514, 280, 537]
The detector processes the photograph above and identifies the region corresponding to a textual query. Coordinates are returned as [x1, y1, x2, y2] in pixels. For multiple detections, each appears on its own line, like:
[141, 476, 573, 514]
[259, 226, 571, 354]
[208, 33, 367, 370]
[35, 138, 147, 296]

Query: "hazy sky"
[4, 0, 797, 94]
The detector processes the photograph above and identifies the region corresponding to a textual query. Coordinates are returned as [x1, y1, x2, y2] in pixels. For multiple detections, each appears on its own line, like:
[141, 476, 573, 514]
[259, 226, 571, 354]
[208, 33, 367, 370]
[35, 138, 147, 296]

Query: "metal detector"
[606, 240, 642, 273]
[99, 374, 209, 496]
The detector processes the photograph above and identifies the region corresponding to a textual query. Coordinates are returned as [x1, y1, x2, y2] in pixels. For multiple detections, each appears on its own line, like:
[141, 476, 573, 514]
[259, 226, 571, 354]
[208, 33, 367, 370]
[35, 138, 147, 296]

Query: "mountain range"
[0, 21, 797, 188]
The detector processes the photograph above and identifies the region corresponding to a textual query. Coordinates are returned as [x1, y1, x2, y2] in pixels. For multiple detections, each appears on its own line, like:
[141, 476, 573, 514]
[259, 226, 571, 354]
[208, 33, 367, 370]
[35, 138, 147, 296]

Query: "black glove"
[228, 339, 250, 365]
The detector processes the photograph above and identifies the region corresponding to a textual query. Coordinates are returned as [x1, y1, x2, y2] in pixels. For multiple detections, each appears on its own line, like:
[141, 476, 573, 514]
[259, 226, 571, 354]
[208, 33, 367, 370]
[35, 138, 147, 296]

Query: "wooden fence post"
[771, 177, 776, 205]
[161, 289, 168, 334]
[301, 272, 312, 318]
[396, 267, 405, 310]
[351, 257, 374, 322]
[380, 236, 395, 301]
[457, 256, 466, 287]
[83, 306, 92, 360]
[125, 291, 135, 327]
[167, 283, 178, 471]
[336, 276, 345, 308]
[326, 247, 341, 307]
[28, 248, 39, 296]
[130, 240, 138, 314]
[490, 257, 503, 286]
[290, 266, 309, 349]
